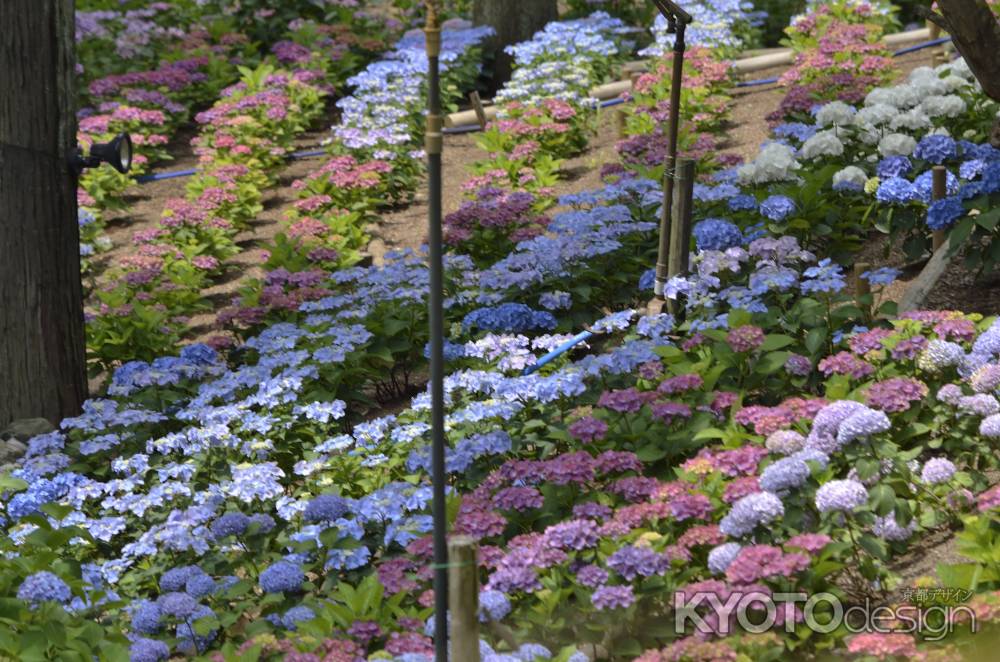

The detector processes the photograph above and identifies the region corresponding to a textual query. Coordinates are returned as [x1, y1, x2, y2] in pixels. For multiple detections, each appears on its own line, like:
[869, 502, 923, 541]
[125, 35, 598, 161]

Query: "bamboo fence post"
[469, 91, 488, 130]
[666, 159, 696, 315]
[448, 536, 480, 662]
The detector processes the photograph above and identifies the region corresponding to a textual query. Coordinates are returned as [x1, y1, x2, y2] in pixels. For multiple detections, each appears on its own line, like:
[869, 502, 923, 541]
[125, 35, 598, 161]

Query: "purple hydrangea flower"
[210, 512, 249, 539]
[304, 494, 350, 523]
[759, 457, 811, 494]
[872, 513, 916, 541]
[129, 638, 170, 662]
[607, 545, 668, 580]
[545, 519, 599, 551]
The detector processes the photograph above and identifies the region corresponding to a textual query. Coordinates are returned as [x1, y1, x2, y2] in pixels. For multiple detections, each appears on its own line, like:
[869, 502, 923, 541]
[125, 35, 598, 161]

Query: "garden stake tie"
[423, 4, 449, 662]
[648, 0, 692, 315]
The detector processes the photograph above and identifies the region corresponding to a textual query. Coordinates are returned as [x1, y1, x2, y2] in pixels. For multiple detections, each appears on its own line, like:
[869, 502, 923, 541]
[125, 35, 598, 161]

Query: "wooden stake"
[448, 536, 480, 662]
[469, 91, 488, 130]
[615, 108, 627, 139]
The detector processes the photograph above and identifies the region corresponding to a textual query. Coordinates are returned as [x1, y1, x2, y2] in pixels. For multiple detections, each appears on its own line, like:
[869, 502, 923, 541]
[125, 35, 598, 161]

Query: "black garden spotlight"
[648, 0, 692, 313]
[70, 132, 133, 174]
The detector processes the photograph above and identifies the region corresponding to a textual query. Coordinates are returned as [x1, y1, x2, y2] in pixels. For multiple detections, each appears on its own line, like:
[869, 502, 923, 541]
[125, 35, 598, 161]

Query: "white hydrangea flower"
[922, 95, 967, 118]
[890, 84, 925, 109]
[928, 126, 951, 137]
[853, 122, 882, 146]
[940, 75, 970, 93]
[890, 108, 931, 132]
[878, 133, 917, 157]
[855, 103, 898, 127]
[737, 142, 801, 185]
[943, 58, 973, 80]
[864, 87, 896, 108]
[816, 101, 856, 127]
[800, 129, 845, 160]
[833, 166, 868, 189]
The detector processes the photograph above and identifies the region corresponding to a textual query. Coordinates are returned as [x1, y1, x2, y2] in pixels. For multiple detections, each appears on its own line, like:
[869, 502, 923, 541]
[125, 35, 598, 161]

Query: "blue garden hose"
[522, 330, 595, 376]
[135, 145, 330, 184]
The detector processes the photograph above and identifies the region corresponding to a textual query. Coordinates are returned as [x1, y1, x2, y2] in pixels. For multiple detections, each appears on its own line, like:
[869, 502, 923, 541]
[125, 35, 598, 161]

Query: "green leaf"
[760, 334, 795, 351]
[857, 533, 888, 560]
[756, 351, 791, 375]
[869, 484, 896, 517]
[805, 327, 827, 355]
[936, 562, 981, 591]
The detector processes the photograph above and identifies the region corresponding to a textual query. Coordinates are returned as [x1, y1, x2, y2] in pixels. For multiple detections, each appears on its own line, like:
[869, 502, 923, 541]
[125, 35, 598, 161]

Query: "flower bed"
[7, 3, 1000, 662]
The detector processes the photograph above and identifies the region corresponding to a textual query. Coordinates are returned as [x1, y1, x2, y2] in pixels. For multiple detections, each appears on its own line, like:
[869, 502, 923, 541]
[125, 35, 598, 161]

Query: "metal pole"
[666, 158, 695, 315]
[424, 4, 448, 662]
[654, 21, 686, 298]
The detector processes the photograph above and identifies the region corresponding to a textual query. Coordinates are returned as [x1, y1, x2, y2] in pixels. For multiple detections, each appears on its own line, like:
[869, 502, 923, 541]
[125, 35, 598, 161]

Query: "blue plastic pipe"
[892, 36, 951, 57]
[135, 145, 329, 184]
[523, 330, 595, 376]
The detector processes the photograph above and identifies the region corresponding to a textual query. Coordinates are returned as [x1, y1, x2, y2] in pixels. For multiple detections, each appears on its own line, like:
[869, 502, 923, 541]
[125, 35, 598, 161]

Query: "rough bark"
[0, 0, 87, 427]
[472, 0, 558, 92]
[922, 0, 1000, 102]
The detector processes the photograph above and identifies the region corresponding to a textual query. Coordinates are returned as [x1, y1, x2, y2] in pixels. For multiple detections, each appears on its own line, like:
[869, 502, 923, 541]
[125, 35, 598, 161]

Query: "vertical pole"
[448, 536, 481, 662]
[932, 165, 947, 251]
[666, 159, 695, 315]
[424, 5, 448, 662]
[654, 22, 686, 298]
[469, 91, 488, 130]
[615, 108, 627, 139]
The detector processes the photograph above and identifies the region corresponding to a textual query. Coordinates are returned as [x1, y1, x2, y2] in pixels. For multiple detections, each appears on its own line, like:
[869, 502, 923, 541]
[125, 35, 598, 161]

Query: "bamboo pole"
[666, 159, 695, 315]
[448, 536, 480, 662]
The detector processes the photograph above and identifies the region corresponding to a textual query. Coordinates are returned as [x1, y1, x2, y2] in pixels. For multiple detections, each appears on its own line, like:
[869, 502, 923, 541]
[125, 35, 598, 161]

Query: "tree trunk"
[0, 0, 87, 427]
[926, 0, 1000, 147]
[473, 0, 558, 92]
[925, 0, 1000, 102]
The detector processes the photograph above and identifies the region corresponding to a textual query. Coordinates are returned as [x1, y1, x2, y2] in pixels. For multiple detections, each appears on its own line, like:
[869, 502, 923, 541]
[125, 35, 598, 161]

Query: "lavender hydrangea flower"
[917, 339, 966, 372]
[719, 492, 785, 537]
[766, 430, 805, 455]
[815, 480, 868, 514]
[836, 407, 891, 447]
[862, 267, 901, 287]
[981, 414, 1000, 438]
[479, 589, 511, 622]
[784, 354, 812, 376]
[607, 545, 668, 580]
[920, 458, 957, 484]
[591, 585, 635, 610]
[759, 457, 811, 494]
[707, 542, 742, 574]
[872, 513, 916, 541]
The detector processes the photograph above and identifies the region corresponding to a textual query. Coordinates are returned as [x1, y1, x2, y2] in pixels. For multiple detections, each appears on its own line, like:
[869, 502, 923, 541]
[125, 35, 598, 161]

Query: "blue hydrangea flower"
[185, 573, 216, 599]
[129, 638, 169, 662]
[914, 135, 957, 164]
[759, 195, 796, 222]
[926, 196, 965, 231]
[160, 566, 202, 592]
[727, 194, 758, 212]
[759, 457, 811, 494]
[815, 479, 868, 513]
[479, 589, 511, 622]
[861, 267, 901, 287]
[259, 560, 304, 593]
[303, 494, 350, 523]
[875, 177, 917, 204]
[462, 303, 557, 334]
[17, 571, 71, 606]
[210, 512, 250, 539]
[157, 592, 198, 619]
[693, 218, 742, 251]
[914, 169, 960, 203]
[801, 259, 847, 295]
[130, 600, 163, 635]
[876, 156, 912, 179]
